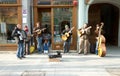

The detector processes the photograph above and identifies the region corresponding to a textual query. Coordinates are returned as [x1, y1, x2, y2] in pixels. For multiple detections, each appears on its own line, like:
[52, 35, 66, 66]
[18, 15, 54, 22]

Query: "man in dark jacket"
[62, 25, 72, 53]
[12, 24, 25, 59]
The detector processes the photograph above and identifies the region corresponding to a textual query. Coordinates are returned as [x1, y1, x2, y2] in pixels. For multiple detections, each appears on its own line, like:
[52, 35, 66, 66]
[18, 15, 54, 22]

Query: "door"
[88, 5, 101, 34]
[37, 8, 52, 49]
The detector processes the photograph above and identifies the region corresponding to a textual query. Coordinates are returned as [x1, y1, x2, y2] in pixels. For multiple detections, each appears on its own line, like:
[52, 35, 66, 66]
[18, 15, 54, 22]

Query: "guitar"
[62, 27, 74, 41]
[97, 23, 106, 57]
[77, 26, 92, 37]
[34, 28, 46, 35]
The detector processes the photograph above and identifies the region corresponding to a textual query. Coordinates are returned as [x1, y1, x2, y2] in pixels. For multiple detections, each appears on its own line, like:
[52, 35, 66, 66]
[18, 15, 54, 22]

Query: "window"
[53, 8, 72, 43]
[0, 0, 17, 4]
[37, 0, 51, 5]
[0, 7, 18, 44]
[53, 0, 73, 5]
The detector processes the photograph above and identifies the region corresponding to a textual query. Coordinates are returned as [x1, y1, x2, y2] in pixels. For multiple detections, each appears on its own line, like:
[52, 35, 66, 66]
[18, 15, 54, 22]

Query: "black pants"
[90, 43, 96, 54]
[63, 41, 70, 53]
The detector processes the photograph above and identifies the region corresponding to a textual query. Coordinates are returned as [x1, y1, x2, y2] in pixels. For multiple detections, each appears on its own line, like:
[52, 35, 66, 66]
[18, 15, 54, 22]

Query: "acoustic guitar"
[62, 27, 74, 41]
[34, 28, 46, 35]
[97, 23, 106, 57]
[77, 26, 92, 37]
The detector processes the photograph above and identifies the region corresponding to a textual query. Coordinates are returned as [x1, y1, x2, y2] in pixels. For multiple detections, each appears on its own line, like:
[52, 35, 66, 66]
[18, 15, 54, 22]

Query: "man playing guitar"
[33, 22, 45, 53]
[78, 23, 91, 55]
[62, 25, 74, 53]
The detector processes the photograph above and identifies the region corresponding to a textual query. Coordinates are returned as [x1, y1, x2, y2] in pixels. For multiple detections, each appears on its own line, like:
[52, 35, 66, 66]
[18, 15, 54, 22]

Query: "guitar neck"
[85, 26, 92, 31]
[35, 28, 46, 32]
[98, 25, 103, 37]
[68, 27, 74, 33]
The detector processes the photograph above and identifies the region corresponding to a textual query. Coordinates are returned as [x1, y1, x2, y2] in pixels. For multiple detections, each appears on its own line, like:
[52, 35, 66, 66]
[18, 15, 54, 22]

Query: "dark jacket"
[11, 27, 24, 43]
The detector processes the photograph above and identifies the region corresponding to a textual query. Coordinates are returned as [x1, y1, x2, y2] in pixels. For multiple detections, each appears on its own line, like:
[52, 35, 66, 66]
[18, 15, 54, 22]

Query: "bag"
[30, 46, 35, 53]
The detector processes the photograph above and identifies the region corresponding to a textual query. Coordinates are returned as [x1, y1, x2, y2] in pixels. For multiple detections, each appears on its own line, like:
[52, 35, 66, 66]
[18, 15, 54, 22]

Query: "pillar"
[22, 0, 31, 33]
[77, 0, 86, 51]
[78, 0, 86, 29]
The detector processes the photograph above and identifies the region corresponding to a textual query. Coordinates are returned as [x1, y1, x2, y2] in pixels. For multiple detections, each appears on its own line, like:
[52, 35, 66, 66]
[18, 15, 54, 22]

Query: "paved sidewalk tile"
[0, 46, 120, 76]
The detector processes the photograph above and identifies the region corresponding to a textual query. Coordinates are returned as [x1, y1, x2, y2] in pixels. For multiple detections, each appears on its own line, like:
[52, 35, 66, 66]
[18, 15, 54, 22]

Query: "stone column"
[22, 0, 31, 33]
[85, 5, 90, 23]
[77, 0, 86, 51]
[78, 0, 86, 29]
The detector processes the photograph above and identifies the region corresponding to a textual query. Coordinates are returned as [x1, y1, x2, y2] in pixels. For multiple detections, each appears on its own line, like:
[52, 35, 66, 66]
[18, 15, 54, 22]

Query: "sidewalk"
[0, 46, 120, 76]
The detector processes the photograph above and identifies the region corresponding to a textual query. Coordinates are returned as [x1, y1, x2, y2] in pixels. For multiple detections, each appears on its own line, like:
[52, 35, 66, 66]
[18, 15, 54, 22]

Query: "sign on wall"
[23, 9, 27, 16]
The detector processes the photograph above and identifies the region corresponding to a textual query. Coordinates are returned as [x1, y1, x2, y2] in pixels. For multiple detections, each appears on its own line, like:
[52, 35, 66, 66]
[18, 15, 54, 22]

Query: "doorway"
[89, 4, 119, 46]
[37, 8, 52, 48]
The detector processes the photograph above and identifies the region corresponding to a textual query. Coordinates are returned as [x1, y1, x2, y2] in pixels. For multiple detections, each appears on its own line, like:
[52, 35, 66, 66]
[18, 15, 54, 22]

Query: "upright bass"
[97, 23, 106, 57]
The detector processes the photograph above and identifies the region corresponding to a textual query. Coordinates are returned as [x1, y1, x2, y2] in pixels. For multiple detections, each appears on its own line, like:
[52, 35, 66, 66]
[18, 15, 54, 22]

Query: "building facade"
[0, 0, 120, 51]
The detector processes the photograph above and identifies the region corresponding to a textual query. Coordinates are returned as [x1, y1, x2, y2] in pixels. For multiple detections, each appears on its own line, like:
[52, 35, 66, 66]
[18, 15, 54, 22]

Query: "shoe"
[17, 57, 22, 59]
[22, 56, 26, 58]
[64, 51, 67, 53]
[84, 53, 87, 55]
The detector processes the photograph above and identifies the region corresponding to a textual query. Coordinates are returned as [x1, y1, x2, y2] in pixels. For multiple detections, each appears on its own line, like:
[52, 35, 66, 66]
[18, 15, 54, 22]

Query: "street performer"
[78, 23, 92, 55]
[33, 22, 45, 53]
[61, 25, 74, 53]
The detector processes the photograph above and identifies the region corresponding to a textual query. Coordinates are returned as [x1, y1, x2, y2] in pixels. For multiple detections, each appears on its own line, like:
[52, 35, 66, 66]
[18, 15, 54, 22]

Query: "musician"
[43, 25, 51, 53]
[95, 22, 105, 55]
[94, 24, 99, 54]
[89, 24, 99, 54]
[62, 25, 72, 53]
[78, 23, 91, 55]
[33, 22, 44, 53]
[11, 24, 25, 59]
[23, 25, 30, 55]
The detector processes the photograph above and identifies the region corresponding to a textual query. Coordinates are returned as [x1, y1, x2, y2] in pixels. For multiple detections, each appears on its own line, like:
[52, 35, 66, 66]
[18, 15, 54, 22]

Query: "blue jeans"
[37, 37, 43, 53]
[17, 42, 24, 58]
[63, 41, 70, 53]
[95, 41, 98, 55]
